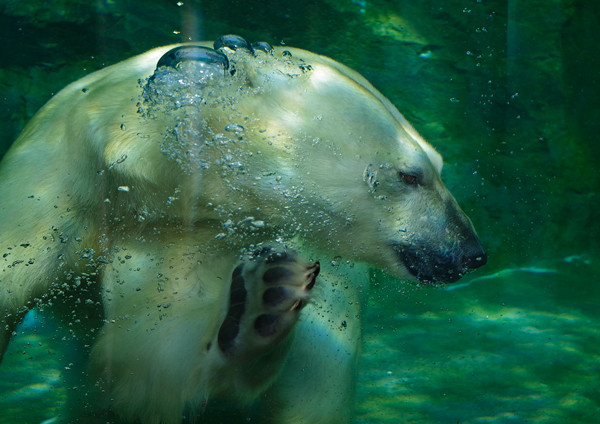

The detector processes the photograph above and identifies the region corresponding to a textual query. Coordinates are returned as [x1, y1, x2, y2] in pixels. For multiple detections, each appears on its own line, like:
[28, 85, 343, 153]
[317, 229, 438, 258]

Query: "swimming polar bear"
[0, 35, 486, 423]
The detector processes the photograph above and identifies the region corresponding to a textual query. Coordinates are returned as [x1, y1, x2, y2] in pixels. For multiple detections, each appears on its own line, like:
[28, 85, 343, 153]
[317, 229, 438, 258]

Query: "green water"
[2, 256, 598, 423]
[359, 255, 600, 423]
[1, 0, 598, 422]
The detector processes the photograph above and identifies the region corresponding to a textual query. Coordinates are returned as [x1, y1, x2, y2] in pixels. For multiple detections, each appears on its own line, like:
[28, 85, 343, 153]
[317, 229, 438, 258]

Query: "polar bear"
[0, 35, 486, 423]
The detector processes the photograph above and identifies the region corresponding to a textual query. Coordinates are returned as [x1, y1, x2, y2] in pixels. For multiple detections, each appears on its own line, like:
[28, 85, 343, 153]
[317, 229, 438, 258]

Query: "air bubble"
[225, 123, 245, 132]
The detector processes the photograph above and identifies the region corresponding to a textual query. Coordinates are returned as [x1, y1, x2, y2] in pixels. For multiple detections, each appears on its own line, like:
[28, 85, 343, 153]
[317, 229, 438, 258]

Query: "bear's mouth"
[391, 242, 486, 284]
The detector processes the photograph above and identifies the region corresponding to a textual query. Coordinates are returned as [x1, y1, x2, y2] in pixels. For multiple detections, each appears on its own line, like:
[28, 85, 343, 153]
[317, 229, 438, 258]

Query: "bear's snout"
[392, 237, 486, 284]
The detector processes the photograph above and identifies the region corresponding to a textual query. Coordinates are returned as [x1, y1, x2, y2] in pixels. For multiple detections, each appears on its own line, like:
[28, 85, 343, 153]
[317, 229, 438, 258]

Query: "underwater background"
[0, 0, 598, 422]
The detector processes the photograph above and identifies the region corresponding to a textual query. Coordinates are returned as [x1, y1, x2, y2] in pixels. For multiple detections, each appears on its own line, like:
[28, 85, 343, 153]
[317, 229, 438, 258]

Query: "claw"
[291, 299, 303, 311]
[305, 261, 320, 290]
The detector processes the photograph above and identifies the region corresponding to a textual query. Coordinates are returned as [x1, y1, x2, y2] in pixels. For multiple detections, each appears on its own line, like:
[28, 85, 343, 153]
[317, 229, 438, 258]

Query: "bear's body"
[0, 36, 485, 423]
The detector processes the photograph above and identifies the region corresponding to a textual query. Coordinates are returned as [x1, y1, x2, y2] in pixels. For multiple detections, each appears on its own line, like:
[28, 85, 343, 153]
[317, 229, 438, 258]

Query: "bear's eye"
[398, 171, 418, 186]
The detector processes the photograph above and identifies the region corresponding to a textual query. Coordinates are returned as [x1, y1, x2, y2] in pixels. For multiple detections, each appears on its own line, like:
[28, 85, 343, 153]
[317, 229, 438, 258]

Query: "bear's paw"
[218, 247, 319, 360]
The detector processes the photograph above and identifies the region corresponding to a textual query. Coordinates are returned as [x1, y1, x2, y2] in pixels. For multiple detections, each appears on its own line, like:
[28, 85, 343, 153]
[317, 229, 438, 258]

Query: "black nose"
[462, 243, 487, 270]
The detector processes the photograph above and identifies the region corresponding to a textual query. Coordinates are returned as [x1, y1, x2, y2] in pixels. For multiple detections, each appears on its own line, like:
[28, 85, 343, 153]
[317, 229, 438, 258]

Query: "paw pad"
[262, 267, 294, 285]
[254, 314, 280, 337]
[217, 264, 247, 355]
[217, 249, 319, 358]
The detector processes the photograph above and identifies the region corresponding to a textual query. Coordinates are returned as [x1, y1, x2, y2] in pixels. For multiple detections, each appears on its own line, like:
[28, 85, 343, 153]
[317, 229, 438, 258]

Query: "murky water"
[358, 255, 600, 423]
[2, 256, 598, 423]
[1, 0, 599, 423]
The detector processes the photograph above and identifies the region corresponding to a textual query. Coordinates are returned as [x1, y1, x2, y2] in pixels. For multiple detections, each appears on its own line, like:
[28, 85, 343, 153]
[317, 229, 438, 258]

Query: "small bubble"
[225, 123, 245, 132]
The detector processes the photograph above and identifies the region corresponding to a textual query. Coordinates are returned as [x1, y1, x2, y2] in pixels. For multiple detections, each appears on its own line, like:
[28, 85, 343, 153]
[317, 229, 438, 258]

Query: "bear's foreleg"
[91, 238, 319, 423]
[261, 264, 366, 424]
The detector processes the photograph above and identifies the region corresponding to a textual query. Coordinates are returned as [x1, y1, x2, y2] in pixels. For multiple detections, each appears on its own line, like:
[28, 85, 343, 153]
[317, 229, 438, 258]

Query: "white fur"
[0, 42, 477, 423]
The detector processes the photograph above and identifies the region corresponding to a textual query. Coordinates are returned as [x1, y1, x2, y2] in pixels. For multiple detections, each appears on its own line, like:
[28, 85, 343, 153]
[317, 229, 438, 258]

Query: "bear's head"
[109, 35, 485, 284]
